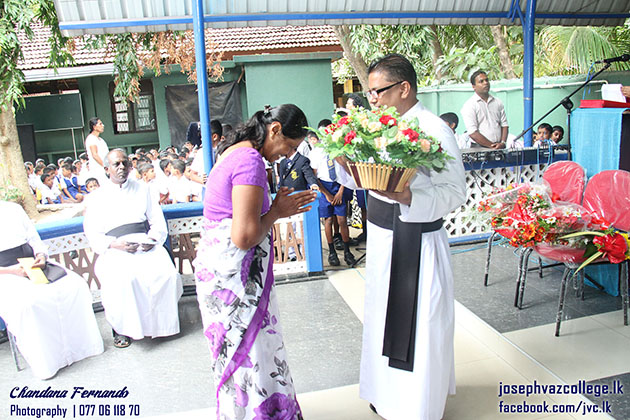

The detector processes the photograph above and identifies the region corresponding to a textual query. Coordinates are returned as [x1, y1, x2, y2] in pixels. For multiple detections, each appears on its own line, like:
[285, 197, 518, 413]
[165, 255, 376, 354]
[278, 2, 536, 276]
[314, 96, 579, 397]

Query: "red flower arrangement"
[472, 181, 630, 272]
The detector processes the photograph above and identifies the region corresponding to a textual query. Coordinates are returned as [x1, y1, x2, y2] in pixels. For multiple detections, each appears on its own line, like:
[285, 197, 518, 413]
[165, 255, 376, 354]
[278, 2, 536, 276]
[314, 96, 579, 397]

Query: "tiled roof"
[18, 23, 341, 71]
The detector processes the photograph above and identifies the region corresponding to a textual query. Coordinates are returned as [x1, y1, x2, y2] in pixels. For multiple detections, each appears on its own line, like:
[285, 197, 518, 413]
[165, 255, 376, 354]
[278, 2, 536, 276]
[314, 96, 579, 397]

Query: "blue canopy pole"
[522, 0, 536, 147]
[192, 0, 213, 174]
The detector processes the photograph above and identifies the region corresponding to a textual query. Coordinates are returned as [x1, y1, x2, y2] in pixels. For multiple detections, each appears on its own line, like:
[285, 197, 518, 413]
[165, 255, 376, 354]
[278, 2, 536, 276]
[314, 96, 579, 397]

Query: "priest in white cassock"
[0, 200, 103, 379]
[84, 149, 182, 348]
[337, 54, 466, 420]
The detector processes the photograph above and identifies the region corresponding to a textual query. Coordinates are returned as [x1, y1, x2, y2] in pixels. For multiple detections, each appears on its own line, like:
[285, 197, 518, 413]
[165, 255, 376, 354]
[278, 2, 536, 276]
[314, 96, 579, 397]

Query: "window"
[109, 79, 157, 134]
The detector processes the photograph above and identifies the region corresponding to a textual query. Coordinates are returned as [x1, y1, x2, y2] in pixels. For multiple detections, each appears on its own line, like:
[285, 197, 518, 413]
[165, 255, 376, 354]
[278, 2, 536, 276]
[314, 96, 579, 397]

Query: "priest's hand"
[373, 182, 412, 206]
[0, 264, 27, 277]
[109, 238, 140, 253]
[141, 239, 157, 252]
[32, 253, 47, 269]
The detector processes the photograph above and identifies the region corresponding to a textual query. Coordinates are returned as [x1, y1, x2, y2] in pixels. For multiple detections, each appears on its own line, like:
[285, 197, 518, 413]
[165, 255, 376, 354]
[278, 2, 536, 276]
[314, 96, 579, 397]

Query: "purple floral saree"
[194, 218, 302, 420]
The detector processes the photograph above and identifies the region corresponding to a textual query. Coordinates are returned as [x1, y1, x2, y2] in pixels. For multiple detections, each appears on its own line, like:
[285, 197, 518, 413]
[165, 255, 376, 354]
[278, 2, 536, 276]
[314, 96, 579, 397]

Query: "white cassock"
[339, 101, 467, 420]
[83, 178, 182, 340]
[0, 201, 103, 380]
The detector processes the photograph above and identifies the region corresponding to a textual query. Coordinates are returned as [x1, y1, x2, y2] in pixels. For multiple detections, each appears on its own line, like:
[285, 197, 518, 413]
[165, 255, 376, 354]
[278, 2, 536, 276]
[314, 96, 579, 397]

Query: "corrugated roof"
[53, 0, 630, 36]
[18, 23, 341, 72]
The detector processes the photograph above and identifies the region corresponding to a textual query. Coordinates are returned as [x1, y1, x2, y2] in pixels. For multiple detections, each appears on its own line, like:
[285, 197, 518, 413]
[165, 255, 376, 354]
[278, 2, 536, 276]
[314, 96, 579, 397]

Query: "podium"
[570, 107, 630, 296]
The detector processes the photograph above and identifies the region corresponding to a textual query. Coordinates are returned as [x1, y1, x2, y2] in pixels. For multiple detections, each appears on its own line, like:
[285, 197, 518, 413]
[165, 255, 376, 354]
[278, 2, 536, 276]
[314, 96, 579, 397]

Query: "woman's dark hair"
[88, 117, 101, 133]
[218, 104, 308, 155]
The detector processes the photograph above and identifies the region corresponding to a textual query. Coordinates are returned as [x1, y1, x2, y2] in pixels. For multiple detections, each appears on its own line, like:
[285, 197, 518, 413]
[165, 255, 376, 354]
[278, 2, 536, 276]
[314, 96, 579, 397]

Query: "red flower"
[344, 130, 356, 145]
[401, 128, 419, 142]
[551, 192, 561, 202]
[337, 116, 350, 126]
[379, 114, 397, 126]
[593, 233, 628, 264]
[324, 124, 336, 135]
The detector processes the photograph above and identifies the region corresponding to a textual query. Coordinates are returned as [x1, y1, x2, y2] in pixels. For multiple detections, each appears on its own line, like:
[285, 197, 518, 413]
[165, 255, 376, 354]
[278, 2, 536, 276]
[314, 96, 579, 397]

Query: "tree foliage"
[333, 21, 630, 86]
[0, 0, 74, 110]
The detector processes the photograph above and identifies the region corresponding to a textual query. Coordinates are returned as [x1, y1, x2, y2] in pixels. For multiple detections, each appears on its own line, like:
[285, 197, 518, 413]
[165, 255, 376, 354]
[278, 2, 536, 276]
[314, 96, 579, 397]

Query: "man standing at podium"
[461, 70, 509, 149]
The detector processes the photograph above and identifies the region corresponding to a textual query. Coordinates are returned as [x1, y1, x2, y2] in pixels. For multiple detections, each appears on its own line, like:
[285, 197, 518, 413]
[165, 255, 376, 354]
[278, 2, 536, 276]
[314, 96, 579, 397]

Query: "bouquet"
[472, 181, 630, 273]
[471, 182, 594, 248]
[312, 106, 453, 192]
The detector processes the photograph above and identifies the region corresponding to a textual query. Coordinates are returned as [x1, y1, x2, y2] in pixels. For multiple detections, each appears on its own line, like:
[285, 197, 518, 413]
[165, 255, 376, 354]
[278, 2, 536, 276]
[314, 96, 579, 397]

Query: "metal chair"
[484, 161, 587, 308]
[514, 161, 588, 307]
[534, 169, 630, 336]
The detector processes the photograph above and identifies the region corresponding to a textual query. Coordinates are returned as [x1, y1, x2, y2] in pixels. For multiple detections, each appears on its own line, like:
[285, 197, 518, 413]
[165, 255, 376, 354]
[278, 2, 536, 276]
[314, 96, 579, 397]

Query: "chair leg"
[7, 331, 22, 371]
[555, 267, 571, 337]
[517, 248, 534, 309]
[538, 257, 543, 278]
[484, 231, 497, 287]
[622, 261, 629, 326]
[514, 248, 525, 307]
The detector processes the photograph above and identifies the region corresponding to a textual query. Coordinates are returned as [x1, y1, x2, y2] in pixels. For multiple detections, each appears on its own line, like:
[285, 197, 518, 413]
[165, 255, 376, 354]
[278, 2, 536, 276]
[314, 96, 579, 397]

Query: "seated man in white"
[83, 149, 182, 348]
[0, 200, 103, 379]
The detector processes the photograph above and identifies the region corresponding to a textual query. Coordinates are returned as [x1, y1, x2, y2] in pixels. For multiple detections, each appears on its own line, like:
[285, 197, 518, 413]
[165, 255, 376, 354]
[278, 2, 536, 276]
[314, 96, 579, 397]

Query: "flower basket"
[347, 161, 416, 192]
[311, 106, 453, 192]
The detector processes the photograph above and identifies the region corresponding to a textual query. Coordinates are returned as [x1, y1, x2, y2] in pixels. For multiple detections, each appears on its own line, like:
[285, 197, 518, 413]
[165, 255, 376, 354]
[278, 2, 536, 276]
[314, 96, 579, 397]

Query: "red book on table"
[579, 99, 630, 108]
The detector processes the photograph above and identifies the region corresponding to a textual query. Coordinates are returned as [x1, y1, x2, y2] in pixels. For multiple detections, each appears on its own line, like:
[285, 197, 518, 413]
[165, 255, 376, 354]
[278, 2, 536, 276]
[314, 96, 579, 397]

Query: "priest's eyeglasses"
[364, 80, 403, 99]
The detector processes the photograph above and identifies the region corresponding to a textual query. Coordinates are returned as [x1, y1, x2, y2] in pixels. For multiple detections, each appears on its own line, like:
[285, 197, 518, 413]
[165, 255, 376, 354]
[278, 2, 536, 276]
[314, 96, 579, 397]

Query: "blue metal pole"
[192, 0, 213, 173]
[522, 0, 536, 147]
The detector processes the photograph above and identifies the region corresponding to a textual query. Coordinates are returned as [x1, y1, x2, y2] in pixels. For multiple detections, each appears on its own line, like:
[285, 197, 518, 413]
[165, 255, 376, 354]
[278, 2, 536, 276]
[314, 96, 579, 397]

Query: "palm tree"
[537, 25, 630, 75]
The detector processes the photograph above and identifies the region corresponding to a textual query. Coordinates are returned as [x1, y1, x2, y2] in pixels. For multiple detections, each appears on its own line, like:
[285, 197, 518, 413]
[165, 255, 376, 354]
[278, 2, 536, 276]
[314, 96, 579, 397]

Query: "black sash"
[0, 243, 66, 282]
[106, 221, 149, 238]
[367, 194, 443, 372]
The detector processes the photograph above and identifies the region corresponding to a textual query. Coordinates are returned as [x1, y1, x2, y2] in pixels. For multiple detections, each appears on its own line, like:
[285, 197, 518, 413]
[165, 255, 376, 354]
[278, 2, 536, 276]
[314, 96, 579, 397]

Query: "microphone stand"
[512, 62, 612, 159]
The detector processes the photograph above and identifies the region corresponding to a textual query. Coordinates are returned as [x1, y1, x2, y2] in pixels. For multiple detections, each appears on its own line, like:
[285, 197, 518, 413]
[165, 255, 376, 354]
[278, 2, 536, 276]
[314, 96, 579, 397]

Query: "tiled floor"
[0, 241, 626, 419]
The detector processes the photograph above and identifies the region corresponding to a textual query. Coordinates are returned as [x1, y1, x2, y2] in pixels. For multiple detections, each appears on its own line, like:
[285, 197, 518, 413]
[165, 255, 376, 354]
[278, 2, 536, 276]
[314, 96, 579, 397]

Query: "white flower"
[332, 130, 344, 143]
[368, 121, 383, 133]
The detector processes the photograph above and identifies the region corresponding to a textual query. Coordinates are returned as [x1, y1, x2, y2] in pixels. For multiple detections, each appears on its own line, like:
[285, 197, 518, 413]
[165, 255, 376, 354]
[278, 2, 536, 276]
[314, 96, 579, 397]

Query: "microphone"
[595, 54, 630, 64]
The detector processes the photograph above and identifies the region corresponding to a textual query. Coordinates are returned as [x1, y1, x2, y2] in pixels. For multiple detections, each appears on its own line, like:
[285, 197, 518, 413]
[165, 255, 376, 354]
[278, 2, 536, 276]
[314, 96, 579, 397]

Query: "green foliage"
[333, 21, 630, 85]
[0, 0, 74, 110]
[112, 33, 142, 101]
[538, 25, 630, 75]
[435, 44, 500, 84]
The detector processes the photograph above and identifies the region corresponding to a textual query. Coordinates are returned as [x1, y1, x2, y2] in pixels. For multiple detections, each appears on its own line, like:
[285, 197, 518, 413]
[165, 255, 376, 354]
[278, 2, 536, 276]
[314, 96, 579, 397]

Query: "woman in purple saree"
[194, 104, 317, 420]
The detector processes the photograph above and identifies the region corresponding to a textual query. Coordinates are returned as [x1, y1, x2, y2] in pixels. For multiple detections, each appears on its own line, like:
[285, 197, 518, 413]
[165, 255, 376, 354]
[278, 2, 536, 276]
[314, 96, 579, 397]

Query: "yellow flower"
[398, 121, 409, 130]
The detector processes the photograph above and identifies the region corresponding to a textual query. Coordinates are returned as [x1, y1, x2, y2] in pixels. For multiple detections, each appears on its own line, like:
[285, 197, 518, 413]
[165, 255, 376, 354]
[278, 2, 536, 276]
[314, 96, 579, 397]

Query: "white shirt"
[309, 147, 342, 183]
[83, 177, 168, 254]
[297, 139, 311, 158]
[85, 134, 109, 179]
[40, 183, 61, 204]
[460, 93, 508, 145]
[27, 173, 39, 192]
[0, 200, 47, 256]
[168, 175, 196, 203]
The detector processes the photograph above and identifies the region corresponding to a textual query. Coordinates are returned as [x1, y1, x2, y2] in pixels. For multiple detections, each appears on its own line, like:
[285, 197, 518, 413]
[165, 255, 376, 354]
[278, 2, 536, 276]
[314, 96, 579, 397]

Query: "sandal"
[112, 330, 132, 348]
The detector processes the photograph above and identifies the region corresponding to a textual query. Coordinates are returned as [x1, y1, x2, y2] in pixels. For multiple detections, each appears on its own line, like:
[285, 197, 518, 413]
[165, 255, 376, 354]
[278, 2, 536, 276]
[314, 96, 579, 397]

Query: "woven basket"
[347, 162, 416, 192]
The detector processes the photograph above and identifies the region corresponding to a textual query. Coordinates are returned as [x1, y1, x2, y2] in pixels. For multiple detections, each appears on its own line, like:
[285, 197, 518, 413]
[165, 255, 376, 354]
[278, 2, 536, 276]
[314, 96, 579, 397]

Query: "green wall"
[417, 71, 630, 144]
[235, 53, 337, 127]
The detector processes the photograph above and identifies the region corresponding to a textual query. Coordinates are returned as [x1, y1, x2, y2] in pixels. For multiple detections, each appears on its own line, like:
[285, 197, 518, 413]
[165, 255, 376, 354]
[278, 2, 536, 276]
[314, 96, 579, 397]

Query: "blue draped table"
[570, 107, 630, 296]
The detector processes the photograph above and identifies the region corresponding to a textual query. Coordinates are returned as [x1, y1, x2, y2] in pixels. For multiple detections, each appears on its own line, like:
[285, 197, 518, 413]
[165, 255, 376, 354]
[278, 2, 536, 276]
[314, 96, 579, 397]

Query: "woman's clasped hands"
[271, 187, 317, 219]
